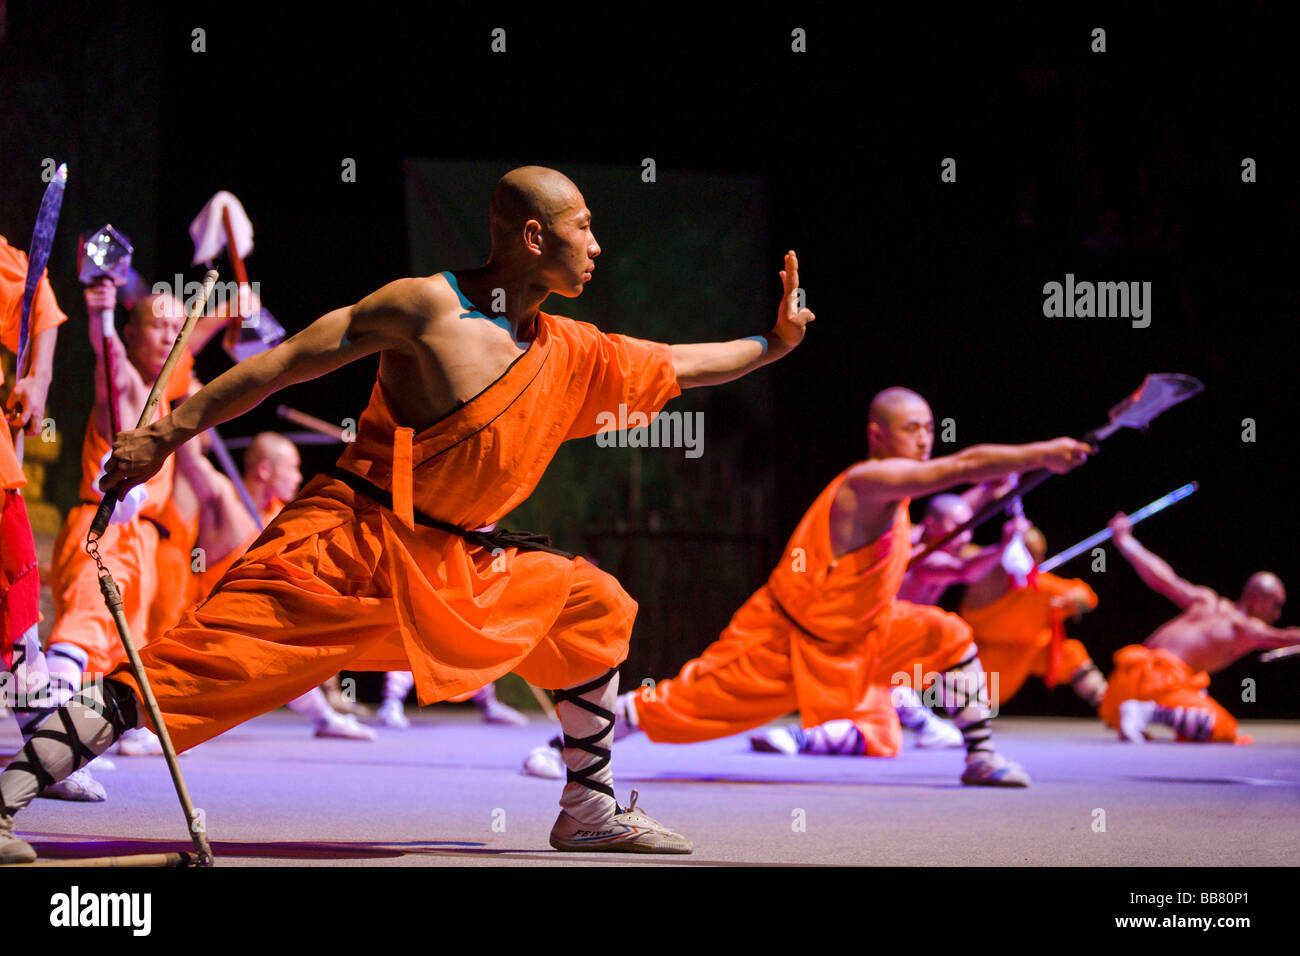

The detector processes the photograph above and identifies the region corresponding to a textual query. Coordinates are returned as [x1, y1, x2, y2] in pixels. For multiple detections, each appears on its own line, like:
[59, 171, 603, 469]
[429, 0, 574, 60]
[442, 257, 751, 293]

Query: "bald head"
[869, 387, 928, 427]
[867, 387, 934, 461]
[922, 494, 973, 549]
[489, 166, 583, 252]
[123, 292, 187, 379]
[244, 432, 302, 505]
[245, 432, 296, 473]
[1240, 571, 1286, 623]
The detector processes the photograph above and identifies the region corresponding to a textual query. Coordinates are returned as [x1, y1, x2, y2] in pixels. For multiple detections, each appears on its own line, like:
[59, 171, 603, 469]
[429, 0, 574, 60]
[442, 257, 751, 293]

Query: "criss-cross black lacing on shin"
[550, 667, 618, 800]
[0, 680, 137, 816]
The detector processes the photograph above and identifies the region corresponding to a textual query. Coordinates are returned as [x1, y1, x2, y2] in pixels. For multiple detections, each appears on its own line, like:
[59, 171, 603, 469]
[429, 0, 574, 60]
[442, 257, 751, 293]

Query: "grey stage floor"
[8, 711, 1299, 867]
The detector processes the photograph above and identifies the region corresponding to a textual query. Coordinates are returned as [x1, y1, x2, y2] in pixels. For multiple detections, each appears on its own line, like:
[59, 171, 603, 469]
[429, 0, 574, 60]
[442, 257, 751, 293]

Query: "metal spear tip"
[78, 224, 134, 285]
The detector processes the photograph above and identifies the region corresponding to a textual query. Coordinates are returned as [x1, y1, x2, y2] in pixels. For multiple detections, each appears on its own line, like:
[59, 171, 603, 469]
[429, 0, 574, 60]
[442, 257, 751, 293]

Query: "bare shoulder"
[355, 275, 460, 332]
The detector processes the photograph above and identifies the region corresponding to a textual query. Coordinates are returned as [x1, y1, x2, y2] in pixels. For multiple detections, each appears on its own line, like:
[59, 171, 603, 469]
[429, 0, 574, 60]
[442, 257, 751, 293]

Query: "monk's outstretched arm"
[670, 251, 814, 388]
[100, 282, 417, 495]
[1245, 620, 1300, 650]
[848, 439, 1091, 502]
[1107, 513, 1208, 609]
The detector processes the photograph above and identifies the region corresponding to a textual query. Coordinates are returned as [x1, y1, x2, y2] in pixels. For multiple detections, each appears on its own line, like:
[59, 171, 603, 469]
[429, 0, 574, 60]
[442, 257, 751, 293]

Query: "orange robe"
[146, 497, 202, 644]
[959, 573, 1098, 706]
[1099, 645, 1239, 743]
[47, 351, 196, 676]
[634, 471, 973, 743]
[192, 497, 284, 603]
[108, 312, 680, 753]
[1, 235, 69, 666]
[1, 234, 69, 490]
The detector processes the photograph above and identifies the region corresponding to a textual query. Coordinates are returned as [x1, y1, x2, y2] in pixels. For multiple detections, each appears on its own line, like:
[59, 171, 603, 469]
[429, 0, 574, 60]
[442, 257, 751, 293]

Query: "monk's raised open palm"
[772, 250, 815, 350]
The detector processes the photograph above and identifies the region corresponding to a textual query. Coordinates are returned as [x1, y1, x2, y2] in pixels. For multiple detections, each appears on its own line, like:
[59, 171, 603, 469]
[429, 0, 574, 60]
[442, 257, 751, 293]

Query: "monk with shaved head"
[747, 489, 1030, 758]
[1, 165, 815, 862]
[1101, 513, 1300, 743]
[531, 386, 1091, 786]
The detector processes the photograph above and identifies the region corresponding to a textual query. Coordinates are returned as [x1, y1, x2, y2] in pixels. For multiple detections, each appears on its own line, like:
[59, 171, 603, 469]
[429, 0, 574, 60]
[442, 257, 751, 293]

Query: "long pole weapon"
[909, 374, 1204, 568]
[1038, 482, 1198, 573]
[85, 269, 221, 867]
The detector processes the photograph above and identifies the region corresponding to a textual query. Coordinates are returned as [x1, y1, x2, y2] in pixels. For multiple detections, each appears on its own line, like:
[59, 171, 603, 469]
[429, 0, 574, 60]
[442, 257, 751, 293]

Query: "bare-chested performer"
[0, 166, 814, 862]
[531, 388, 1091, 787]
[1101, 512, 1299, 742]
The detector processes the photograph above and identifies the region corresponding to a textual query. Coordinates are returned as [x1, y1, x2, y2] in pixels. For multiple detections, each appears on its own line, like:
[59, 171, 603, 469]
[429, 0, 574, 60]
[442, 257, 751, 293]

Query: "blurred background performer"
[1102, 512, 1299, 742]
[577, 388, 1090, 788]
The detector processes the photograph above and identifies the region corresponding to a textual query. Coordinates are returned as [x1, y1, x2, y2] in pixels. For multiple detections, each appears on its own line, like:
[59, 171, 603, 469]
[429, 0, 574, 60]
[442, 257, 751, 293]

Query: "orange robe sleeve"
[0, 234, 70, 490]
[558, 322, 682, 441]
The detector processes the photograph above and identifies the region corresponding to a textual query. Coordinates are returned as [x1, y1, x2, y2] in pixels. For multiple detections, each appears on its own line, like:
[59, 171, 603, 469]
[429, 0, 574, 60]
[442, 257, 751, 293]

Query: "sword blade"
[17, 163, 68, 378]
[1039, 482, 1198, 573]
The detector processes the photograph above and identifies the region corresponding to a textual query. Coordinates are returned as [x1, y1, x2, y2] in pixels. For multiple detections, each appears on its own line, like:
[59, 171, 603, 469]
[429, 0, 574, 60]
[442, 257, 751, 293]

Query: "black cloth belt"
[329, 466, 575, 559]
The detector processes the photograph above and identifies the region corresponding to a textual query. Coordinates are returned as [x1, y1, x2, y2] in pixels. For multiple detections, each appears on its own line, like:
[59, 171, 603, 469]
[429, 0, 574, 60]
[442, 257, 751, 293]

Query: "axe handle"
[276, 404, 345, 440]
[220, 205, 250, 284]
[221, 205, 249, 355]
[99, 309, 121, 439]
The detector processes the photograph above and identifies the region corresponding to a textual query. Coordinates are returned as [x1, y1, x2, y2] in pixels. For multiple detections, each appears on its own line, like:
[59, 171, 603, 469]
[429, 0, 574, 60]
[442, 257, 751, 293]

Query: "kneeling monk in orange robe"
[1100, 512, 1300, 743]
[746, 489, 1027, 756]
[0, 167, 814, 860]
[959, 526, 1106, 710]
[603, 387, 1093, 787]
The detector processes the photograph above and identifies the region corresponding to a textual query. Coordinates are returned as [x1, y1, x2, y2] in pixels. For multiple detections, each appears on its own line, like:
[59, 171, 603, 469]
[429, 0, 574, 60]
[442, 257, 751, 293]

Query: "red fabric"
[0, 489, 40, 669]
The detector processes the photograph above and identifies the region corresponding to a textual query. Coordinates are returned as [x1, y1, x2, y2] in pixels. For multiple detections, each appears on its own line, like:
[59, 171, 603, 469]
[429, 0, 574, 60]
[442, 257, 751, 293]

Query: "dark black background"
[1, 1, 1296, 715]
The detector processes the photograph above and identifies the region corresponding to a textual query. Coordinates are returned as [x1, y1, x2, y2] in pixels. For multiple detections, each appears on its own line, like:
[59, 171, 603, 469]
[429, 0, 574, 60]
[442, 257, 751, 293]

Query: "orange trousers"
[980, 637, 1093, 707]
[108, 491, 633, 753]
[634, 584, 972, 744]
[1099, 645, 1238, 742]
[48, 504, 161, 677]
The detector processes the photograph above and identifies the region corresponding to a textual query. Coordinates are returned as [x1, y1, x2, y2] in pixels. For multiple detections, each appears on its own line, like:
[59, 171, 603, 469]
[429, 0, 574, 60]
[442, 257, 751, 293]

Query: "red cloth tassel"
[1044, 602, 1066, 689]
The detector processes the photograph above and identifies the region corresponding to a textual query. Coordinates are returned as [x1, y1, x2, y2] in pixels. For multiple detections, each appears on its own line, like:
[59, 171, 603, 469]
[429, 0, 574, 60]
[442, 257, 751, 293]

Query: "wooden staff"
[84, 269, 221, 867]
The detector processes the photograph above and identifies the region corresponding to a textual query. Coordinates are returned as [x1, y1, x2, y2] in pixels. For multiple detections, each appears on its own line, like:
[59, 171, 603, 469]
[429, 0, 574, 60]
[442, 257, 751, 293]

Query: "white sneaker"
[961, 751, 1031, 787]
[314, 712, 377, 741]
[377, 699, 410, 729]
[549, 790, 693, 854]
[523, 741, 564, 779]
[916, 715, 965, 749]
[39, 767, 107, 802]
[116, 727, 164, 757]
[749, 726, 801, 755]
[0, 814, 36, 864]
[1119, 699, 1156, 742]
